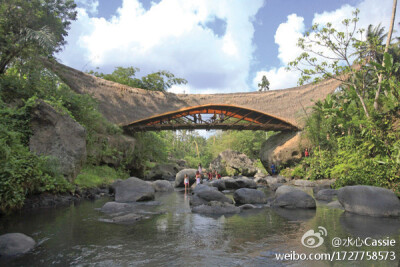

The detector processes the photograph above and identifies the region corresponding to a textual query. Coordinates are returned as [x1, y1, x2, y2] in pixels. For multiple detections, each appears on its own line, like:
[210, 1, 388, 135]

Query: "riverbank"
[16, 186, 112, 214]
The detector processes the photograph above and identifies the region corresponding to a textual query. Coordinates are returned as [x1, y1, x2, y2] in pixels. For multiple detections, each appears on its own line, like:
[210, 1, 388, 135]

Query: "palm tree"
[364, 23, 387, 62]
[374, 0, 397, 110]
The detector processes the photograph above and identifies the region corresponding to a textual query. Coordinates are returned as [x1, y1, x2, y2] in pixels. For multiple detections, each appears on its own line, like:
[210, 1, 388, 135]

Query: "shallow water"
[1, 189, 400, 266]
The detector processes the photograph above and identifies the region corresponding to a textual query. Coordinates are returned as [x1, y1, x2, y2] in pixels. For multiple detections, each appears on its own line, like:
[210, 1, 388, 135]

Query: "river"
[1, 189, 400, 266]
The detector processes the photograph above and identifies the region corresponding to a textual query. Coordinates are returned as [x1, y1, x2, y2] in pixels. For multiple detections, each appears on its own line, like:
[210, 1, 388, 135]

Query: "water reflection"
[0, 191, 399, 266]
[340, 212, 400, 237]
[272, 207, 316, 222]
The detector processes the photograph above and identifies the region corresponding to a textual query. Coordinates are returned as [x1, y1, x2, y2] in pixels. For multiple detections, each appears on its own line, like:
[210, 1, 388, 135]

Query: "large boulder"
[209, 180, 226, 191]
[275, 185, 301, 198]
[266, 176, 287, 186]
[235, 178, 257, 189]
[190, 190, 234, 206]
[191, 201, 240, 214]
[233, 188, 267, 204]
[0, 233, 36, 257]
[224, 178, 241, 190]
[192, 184, 217, 194]
[293, 180, 315, 187]
[273, 190, 316, 209]
[174, 169, 197, 188]
[315, 189, 337, 201]
[337, 186, 400, 217]
[209, 150, 257, 176]
[29, 100, 86, 181]
[114, 177, 155, 202]
[313, 179, 336, 194]
[146, 163, 181, 181]
[152, 180, 174, 192]
[260, 131, 310, 175]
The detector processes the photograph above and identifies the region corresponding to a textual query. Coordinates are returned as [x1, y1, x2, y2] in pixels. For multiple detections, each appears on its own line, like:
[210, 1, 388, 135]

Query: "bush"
[0, 127, 73, 212]
[306, 150, 334, 180]
[291, 165, 306, 179]
[74, 165, 129, 189]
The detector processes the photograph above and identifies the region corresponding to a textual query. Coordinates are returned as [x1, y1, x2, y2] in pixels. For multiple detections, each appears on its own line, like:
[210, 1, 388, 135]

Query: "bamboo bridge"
[43, 59, 342, 133]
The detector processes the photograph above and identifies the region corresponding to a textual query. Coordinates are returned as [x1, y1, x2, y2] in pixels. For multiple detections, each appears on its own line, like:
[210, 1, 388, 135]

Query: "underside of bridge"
[123, 104, 299, 133]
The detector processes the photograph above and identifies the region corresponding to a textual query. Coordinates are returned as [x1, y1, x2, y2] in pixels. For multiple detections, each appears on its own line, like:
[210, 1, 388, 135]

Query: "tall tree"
[0, 0, 77, 74]
[374, 0, 397, 110]
[258, 75, 270, 91]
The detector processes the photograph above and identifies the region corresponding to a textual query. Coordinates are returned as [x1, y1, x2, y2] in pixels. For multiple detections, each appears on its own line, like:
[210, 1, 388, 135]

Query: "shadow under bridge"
[122, 104, 299, 133]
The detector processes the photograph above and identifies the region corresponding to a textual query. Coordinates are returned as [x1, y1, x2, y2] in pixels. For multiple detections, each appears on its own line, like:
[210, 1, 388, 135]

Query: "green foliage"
[0, 0, 77, 74]
[88, 66, 187, 92]
[286, 12, 400, 194]
[254, 159, 268, 174]
[291, 165, 306, 179]
[305, 150, 334, 180]
[74, 165, 129, 189]
[207, 130, 267, 160]
[0, 98, 74, 212]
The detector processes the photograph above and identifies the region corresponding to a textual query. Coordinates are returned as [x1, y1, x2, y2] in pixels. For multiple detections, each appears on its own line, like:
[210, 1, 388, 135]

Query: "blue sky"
[58, 0, 398, 94]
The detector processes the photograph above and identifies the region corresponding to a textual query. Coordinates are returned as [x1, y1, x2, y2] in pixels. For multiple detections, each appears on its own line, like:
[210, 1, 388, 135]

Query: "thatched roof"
[42, 59, 342, 130]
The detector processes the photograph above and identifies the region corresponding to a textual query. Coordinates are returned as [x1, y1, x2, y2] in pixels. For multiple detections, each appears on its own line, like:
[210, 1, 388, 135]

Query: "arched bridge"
[43, 59, 342, 133]
[124, 104, 298, 133]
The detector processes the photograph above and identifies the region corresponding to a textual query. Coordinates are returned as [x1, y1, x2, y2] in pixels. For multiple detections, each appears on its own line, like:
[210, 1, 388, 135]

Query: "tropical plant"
[88, 67, 187, 92]
[0, 0, 77, 74]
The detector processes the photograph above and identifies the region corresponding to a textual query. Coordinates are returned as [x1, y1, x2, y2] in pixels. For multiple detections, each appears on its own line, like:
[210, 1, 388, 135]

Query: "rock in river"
[110, 213, 145, 225]
[100, 202, 135, 214]
[338, 185, 400, 217]
[192, 184, 217, 194]
[114, 177, 155, 202]
[0, 233, 36, 257]
[191, 201, 240, 214]
[315, 189, 337, 201]
[152, 180, 174, 192]
[190, 190, 233, 206]
[209, 180, 226, 191]
[275, 185, 300, 198]
[273, 189, 316, 209]
[174, 169, 197, 188]
[233, 188, 267, 204]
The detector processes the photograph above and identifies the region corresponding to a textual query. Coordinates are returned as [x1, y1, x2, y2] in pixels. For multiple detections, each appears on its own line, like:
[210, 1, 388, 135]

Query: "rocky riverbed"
[2, 172, 400, 266]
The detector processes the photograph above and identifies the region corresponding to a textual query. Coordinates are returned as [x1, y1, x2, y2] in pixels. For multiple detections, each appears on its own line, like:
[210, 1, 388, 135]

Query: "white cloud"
[274, 14, 304, 65]
[253, 0, 400, 91]
[313, 0, 399, 33]
[58, 0, 264, 93]
[75, 0, 99, 15]
[253, 67, 300, 91]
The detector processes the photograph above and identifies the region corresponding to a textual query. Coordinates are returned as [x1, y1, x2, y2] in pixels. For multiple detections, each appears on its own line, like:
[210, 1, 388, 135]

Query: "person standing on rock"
[198, 163, 202, 175]
[305, 148, 309, 157]
[271, 163, 276, 175]
[214, 170, 221, 179]
[195, 171, 201, 185]
[184, 174, 189, 193]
